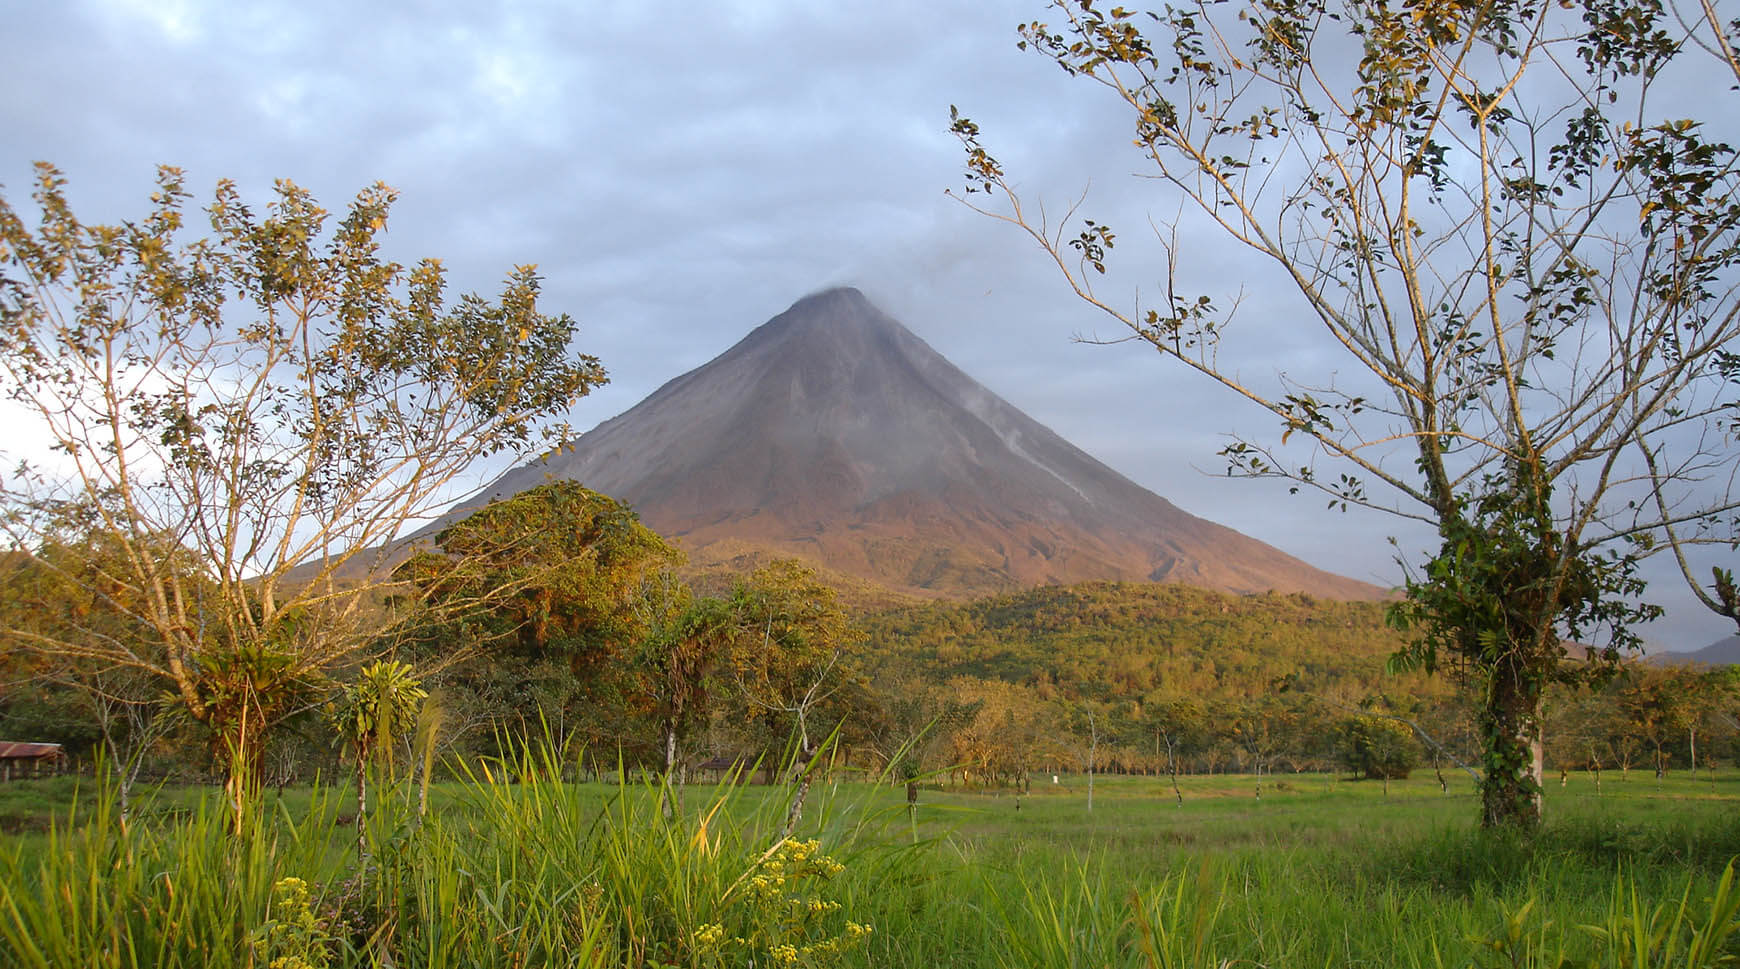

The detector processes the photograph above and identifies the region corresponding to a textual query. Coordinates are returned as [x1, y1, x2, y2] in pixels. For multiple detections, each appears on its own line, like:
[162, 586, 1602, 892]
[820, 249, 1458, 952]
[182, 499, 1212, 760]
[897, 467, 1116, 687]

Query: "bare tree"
[952, 0, 1740, 827]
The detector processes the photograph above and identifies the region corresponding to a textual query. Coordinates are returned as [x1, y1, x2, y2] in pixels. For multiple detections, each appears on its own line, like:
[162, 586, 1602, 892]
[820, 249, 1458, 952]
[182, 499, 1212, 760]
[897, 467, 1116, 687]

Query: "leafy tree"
[0, 166, 604, 828]
[0, 527, 187, 819]
[1545, 687, 1616, 792]
[398, 481, 678, 770]
[1227, 695, 1296, 798]
[400, 483, 676, 669]
[946, 676, 1053, 789]
[0, 515, 329, 824]
[1335, 715, 1421, 786]
[1615, 666, 1684, 781]
[863, 683, 982, 807]
[952, 0, 1740, 826]
[720, 560, 857, 837]
[629, 571, 734, 816]
[1137, 694, 1207, 806]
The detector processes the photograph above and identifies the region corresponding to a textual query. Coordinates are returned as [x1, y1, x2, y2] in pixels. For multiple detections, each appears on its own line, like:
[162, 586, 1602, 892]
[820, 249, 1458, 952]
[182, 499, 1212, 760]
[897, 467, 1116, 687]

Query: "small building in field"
[0, 742, 64, 781]
[695, 755, 752, 785]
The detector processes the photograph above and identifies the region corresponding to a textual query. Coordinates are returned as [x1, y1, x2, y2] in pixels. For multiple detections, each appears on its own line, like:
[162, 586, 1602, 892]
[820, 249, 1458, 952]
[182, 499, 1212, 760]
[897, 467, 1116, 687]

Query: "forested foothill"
[8, 513, 1740, 803]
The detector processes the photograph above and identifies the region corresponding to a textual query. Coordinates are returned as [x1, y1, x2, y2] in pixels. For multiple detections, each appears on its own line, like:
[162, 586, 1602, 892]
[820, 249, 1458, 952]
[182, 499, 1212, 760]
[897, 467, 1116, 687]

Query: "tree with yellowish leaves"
[0, 166, 605, 831]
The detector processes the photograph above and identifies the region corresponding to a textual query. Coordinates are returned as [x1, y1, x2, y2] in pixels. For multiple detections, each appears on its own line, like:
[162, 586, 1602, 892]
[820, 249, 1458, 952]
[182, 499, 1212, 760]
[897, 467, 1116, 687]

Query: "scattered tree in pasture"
[0, 166, 604, 829]
[1610, 717, 1645, 782]
[1137, 693, 1207, 806]
[1228, 696, 1295, 798]
[1335, 715, 1421, 792]
[861, 684, 982, 808]
[1546, 689, 1616, 793]
[952, 0, 1740, 827]
[1061, 699, 1106, 812]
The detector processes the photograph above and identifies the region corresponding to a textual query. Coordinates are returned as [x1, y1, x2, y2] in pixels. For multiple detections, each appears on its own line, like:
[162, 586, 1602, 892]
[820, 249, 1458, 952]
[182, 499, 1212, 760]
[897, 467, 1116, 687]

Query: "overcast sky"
[4, 0, 1733, 652]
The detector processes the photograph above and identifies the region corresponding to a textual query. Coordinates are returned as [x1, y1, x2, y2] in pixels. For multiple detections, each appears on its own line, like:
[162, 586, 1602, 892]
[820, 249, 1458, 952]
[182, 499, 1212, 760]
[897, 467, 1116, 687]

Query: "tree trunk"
[101, 733, 135, 834]
[355, 752, 369, 866]
[780, 731, 815, 839]
[223, 715, 258, 837]
[417, 739, 434, 822]
[660, 721, 678, 820]
[781, 765, 813, 839]
[1085, 714, 1098, 815]
[1480, 662, 1543, 829]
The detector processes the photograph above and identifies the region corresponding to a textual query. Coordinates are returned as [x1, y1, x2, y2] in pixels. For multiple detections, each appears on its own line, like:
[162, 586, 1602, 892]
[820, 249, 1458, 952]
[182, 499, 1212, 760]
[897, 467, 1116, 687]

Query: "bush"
[1335, 715, 1419, 780]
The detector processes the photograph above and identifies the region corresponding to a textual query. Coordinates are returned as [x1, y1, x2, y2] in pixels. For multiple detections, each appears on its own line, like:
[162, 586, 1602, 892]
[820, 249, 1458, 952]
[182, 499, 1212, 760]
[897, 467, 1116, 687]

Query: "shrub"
[1336, 715, 1420, 780]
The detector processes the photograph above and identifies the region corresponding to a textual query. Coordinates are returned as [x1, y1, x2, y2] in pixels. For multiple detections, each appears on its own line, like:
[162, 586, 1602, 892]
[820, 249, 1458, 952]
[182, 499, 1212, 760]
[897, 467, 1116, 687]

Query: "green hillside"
[858, 582, 1416, 702]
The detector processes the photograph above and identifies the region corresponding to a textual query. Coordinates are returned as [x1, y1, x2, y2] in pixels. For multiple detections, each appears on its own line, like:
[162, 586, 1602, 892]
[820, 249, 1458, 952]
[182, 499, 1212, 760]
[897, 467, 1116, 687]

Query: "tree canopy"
[0, 165, 604, 825]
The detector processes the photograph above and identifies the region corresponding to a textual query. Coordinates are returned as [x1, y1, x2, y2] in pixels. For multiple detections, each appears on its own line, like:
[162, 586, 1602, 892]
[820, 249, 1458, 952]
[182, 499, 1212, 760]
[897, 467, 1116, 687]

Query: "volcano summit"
[466, 288, 1378, 602]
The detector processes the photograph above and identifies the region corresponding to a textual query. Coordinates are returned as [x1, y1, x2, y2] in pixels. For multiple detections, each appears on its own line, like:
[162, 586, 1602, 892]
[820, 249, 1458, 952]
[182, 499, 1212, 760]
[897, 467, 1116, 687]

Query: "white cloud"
[96, 0, 203, 42]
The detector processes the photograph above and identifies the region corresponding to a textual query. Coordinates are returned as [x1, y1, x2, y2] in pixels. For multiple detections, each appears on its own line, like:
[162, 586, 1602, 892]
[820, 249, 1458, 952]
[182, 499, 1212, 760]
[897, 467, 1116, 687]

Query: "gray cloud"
[4, 0, 1732, 653]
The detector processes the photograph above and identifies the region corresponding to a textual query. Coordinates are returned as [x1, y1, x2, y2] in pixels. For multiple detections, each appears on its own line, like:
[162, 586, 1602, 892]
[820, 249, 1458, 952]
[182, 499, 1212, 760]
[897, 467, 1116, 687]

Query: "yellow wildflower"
[693, 923, 726, 949]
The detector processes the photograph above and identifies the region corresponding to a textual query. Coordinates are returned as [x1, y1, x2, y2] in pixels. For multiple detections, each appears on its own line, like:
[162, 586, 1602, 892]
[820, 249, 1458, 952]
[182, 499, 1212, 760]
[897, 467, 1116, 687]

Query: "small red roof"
[0, 742, 64, 760]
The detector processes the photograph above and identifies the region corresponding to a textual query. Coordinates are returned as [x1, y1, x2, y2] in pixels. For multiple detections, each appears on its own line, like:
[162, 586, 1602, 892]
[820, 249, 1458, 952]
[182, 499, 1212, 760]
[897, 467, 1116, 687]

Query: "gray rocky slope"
[458, 287, 1380, 601]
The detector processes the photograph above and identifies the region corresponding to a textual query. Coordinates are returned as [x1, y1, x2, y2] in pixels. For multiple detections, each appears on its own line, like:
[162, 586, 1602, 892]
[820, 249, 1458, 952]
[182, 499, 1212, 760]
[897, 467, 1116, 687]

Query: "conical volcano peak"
[732, 286, 916, 373]
[765, 286, 902, 334]
[461, 289, 1382, 603]
[793, 285, 872, 311]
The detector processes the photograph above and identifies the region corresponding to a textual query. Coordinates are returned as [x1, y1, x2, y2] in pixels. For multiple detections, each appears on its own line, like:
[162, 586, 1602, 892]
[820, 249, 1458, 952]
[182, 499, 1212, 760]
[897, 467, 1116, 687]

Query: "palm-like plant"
[328, 660, 426, 862]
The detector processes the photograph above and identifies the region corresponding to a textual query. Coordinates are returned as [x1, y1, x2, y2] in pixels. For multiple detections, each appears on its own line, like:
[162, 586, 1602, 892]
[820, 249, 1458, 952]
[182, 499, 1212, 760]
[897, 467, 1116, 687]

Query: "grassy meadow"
[1, 757, 1737, 968]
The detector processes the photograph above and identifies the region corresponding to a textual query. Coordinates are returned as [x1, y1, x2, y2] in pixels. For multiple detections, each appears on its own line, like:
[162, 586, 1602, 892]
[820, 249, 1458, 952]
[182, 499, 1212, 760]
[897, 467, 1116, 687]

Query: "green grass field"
[1, 762, 1736, 967]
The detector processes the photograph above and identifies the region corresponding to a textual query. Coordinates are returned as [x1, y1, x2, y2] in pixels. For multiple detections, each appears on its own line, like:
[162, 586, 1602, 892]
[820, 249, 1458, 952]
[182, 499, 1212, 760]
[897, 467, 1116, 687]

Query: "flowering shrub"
[693, 839, 871, 967]
[252, 877, 338, 969]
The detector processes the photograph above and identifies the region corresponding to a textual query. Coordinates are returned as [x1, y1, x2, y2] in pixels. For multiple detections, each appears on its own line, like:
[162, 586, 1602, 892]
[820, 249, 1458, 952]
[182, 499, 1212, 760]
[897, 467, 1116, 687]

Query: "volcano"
[462, 288, 1379, 602]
